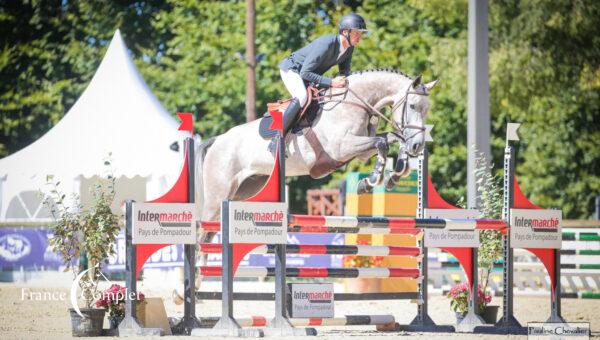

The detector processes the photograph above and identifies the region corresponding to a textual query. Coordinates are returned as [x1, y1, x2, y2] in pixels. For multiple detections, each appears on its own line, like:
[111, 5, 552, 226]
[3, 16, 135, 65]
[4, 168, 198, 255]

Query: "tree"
[2, 0, 598, 217]
[0, 0, 170, 158]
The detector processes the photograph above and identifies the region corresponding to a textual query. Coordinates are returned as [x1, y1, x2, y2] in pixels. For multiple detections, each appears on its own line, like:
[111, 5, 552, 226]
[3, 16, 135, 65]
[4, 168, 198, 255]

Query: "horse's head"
[391, 75, 438, 156]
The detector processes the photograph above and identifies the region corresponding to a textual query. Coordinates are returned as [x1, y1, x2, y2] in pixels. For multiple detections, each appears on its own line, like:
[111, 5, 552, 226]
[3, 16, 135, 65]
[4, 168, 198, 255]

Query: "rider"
[268, 13, 368, 153]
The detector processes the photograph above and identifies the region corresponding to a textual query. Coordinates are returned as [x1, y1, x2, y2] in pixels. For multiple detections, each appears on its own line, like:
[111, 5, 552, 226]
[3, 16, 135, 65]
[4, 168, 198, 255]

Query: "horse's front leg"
[383, 145, 411, 190]
[350, 136, 388, 194]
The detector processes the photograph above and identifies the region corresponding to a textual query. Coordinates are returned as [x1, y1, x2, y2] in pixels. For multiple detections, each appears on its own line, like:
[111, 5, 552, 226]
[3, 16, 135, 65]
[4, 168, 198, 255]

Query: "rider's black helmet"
[339, 13, 368, 33]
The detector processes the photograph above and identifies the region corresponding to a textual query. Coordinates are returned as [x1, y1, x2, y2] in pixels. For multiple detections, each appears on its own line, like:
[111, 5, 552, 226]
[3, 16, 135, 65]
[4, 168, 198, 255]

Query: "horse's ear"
[412, 75, 422, 88]
[424, 79, 439, 92]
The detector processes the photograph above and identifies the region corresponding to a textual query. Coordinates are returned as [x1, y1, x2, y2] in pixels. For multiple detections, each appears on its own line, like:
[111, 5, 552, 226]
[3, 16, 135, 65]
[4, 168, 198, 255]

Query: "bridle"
[313, 83, 428, 144]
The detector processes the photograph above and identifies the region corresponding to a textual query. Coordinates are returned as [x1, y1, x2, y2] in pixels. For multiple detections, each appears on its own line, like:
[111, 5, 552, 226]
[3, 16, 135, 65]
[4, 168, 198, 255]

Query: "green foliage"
[472, 149, 503, 291]
[43, 157, 121, 308]
[2, 1, 598, 217]
[487, 0, 600, 218]
[0, 1, 170, 158]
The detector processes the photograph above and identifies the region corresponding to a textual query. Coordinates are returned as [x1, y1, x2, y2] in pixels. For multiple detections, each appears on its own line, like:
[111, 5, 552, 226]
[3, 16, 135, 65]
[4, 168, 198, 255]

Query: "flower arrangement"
[342, 239, 383, 268]
[447, 283, 491, 315]
[96, 284, 145, 320]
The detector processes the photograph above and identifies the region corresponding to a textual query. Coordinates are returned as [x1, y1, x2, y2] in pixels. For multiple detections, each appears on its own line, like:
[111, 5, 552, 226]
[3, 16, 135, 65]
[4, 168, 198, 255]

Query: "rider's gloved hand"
[331, 76, 348, 88]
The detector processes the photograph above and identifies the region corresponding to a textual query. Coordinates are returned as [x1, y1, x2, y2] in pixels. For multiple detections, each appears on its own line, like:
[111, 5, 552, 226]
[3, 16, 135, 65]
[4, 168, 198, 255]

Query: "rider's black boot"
[268, 97, 301, 156]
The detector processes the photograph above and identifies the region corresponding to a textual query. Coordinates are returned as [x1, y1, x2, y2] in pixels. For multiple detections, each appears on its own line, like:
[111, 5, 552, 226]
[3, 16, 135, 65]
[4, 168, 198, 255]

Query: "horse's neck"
[347, 72, 411, 105]
[319, 72, 411, 130]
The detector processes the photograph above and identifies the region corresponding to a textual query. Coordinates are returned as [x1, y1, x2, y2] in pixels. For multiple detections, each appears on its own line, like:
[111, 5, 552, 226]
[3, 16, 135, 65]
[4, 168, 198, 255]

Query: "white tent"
[0, 30, 191, 222]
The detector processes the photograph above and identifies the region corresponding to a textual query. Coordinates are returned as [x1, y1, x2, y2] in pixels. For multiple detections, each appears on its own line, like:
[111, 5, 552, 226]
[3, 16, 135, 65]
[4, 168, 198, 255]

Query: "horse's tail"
[194, 136, 216, 221]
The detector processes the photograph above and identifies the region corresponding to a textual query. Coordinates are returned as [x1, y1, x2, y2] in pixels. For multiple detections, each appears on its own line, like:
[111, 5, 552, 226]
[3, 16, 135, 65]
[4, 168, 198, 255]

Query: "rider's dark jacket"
[279, 34, 354, 88]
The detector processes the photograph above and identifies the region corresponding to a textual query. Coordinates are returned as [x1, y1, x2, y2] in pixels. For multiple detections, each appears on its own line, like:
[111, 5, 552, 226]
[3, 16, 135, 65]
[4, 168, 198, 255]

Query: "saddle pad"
[258, 113, 278, 139]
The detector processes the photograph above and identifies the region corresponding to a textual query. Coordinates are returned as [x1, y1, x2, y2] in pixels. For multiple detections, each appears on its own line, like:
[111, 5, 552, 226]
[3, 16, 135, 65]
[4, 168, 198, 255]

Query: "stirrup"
[267, 136, 291, 158]
[267, 138, 277, 157]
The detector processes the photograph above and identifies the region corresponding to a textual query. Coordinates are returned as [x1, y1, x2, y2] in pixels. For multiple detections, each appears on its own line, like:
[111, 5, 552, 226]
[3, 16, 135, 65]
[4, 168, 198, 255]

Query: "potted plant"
[43, 159, 121, 336]
[96, 284, 146, 329]
[447, 283, 492, 323]
[450, 150, 503, 323]
[473, 150, 504, 324]
[343, 239, 384, 293]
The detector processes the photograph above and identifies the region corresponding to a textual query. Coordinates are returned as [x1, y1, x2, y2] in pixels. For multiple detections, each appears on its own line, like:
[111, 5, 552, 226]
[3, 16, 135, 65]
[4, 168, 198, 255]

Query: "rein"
[312, 84, 427, 142]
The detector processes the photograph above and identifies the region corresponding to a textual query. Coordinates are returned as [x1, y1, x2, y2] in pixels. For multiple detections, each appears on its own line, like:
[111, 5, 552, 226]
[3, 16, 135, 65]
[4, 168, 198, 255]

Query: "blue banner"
[248, 233, 344, 268]
[0, 228, 346, 271]
[0, 227, 62, 268]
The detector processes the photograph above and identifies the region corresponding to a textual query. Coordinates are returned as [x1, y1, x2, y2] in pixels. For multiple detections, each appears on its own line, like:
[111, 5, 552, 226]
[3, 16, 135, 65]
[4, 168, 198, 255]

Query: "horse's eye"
[409, 104, 416, 110]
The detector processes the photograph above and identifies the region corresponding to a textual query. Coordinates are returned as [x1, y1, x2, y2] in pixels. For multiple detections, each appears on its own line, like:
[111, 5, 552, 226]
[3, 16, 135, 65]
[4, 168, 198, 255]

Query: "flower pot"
[69, 308, 106, 337]
[109, 316, 124, 329]
[107, 303, 146, 329]
[455, 312, 466, 324]
[480, 305, 499, 324]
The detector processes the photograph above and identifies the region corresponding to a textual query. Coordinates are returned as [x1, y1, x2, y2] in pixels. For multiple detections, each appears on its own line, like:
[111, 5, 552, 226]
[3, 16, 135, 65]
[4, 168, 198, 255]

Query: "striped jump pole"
[196, 291, 420, 301]
[288, 214, 508, 231]
[562, 292, 600, 299]
[199, 244, 422, 257]
[199, 266, 422, 279]
[288, 226, 422, 235]
[202, 222, 423, 235]
[199, 315, 396, 328]
[201, 217, 507, 232]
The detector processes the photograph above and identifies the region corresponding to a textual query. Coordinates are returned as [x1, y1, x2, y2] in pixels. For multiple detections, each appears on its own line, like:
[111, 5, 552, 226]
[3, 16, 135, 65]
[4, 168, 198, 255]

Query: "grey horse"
[195, 68, 437, 237]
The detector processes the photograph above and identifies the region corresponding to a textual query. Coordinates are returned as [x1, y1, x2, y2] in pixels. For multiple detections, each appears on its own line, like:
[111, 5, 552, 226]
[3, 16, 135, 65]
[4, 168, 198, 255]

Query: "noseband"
[389, 88, 428, 142]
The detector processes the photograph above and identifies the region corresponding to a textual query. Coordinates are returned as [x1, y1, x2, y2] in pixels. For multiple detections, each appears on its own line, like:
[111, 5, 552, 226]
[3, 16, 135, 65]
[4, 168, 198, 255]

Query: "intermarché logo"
[513, 216, 559, 232]
[293, 291, 333, 303]
[233, 209, 284, 227]
[137, 210, 193, 227]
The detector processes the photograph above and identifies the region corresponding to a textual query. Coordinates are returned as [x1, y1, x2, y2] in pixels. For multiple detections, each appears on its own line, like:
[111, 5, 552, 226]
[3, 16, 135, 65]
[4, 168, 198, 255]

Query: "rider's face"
[343, 29, 363, 46]
[349, 30, 363, 45]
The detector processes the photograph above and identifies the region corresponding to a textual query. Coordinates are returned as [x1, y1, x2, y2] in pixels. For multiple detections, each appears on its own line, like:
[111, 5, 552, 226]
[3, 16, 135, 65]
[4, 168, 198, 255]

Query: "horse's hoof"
[356, 179, 372, 194]
[393, 158, 411, 178]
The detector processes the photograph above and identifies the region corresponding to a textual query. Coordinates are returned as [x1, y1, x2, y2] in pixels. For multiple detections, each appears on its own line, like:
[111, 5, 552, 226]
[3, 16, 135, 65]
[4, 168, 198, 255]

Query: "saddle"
[258, 86, 322, 139]
[258, 86, 347, 179]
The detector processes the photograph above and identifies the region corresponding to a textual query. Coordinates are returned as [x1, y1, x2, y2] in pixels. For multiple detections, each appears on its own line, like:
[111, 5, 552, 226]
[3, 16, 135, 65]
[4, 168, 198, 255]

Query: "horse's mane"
[350, 68, 413, 80]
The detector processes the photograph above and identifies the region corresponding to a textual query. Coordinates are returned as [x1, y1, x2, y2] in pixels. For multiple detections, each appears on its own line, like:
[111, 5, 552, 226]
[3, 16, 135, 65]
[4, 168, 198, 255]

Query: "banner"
[248, 233, 344, 267]
[288, 283, 334, 318]
[228, 201, 287, 244]
[132, 203, 198, 244]
[424, 209, 480, 247]
[0, 227, 62, 268]
[510, 209, 562, 249]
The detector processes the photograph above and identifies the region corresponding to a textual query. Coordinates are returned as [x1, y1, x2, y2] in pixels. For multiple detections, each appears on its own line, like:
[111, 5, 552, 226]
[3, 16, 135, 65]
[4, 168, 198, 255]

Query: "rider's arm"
[338, 49, 353, 76]
[299, 41, 333, 88]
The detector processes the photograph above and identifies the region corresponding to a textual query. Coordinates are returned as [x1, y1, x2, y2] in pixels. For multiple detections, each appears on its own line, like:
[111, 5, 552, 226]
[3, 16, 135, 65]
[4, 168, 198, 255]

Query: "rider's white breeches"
[280, 69, 308, 106]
